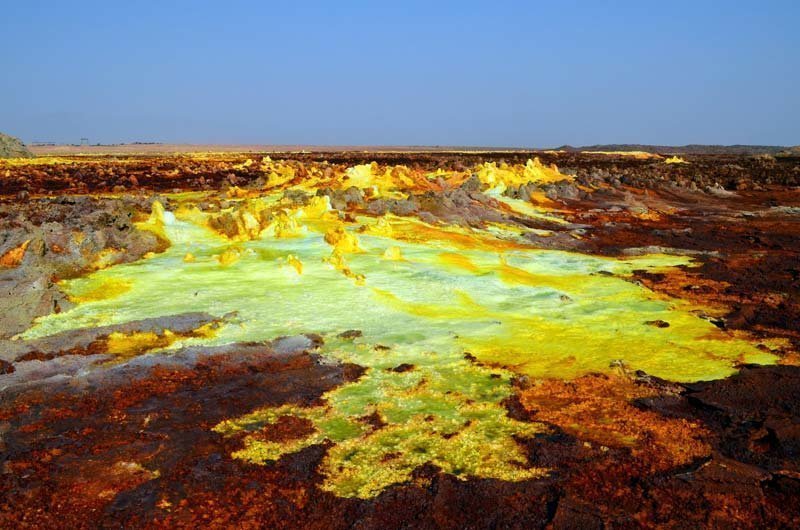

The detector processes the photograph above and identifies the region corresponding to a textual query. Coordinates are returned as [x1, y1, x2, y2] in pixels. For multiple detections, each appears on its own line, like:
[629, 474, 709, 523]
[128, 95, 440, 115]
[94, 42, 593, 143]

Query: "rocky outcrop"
[0, 132, 33, 158]
[0, 196, 167, 338]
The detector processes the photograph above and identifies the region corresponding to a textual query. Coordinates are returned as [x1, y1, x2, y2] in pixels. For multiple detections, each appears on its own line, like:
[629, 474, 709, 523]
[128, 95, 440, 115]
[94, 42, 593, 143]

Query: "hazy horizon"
[2, 1, 798, 146]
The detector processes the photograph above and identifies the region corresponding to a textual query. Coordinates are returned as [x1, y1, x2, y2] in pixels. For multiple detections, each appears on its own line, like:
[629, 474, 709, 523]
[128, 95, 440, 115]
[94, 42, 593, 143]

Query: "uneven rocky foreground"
[1, 151, 799, 528]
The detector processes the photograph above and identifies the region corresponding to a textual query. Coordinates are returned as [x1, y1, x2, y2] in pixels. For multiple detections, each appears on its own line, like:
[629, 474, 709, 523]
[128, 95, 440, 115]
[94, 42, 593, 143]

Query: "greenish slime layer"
[20, 198, 776, 498]
[24, 206, 773, 382]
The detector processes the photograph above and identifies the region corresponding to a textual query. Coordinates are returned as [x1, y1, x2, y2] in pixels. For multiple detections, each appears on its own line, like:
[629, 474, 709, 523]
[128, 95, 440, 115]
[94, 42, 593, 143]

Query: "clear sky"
[2, 1, 798, 147]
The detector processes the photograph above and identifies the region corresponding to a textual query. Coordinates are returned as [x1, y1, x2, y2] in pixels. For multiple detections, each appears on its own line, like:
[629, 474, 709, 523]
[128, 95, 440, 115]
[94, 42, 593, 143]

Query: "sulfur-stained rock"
[0, 150, 799, 528]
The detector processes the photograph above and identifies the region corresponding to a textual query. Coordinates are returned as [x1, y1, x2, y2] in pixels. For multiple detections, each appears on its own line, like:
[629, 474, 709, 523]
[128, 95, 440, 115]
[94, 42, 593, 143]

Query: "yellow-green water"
[23, 205, 772, 381]
[20, 197, 776, 497]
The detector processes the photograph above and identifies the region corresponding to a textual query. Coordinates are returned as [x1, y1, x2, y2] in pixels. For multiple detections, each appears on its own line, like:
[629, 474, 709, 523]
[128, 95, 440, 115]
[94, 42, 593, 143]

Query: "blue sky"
[1, 1, 798, 146]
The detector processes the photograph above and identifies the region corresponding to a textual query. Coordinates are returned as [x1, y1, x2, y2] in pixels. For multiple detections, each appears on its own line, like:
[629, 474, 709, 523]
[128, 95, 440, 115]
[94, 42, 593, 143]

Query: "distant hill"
[556, 144, 793, 155]
[777, 146, 800, 156]
[0, 133, 33, 158]
[23, 141, 800, 157]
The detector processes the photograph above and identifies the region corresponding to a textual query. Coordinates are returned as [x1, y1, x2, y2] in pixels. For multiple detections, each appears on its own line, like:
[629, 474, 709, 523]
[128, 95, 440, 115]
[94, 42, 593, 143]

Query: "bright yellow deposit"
[665, 156, 689, 164]
[18, 177, 778, 498]
[475, 158, 567, 191]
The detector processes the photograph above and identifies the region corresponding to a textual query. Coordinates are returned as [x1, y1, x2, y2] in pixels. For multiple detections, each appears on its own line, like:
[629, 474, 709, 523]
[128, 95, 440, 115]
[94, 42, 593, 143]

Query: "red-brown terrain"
[1, 150, 799, 528]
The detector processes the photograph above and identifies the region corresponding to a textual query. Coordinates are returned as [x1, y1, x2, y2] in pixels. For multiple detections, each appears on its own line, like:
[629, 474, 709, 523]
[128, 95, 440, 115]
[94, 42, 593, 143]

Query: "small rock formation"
[0, 132, 33, 158]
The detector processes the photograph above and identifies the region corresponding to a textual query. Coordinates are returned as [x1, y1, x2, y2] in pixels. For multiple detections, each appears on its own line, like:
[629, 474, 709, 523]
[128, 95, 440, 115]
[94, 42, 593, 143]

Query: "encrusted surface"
[1, 151, 798, 528]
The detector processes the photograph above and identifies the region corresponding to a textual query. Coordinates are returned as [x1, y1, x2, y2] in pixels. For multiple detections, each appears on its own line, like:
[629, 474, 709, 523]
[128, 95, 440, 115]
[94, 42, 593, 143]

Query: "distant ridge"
[24, 142, 800, 157]
[556, 144, 798, 156]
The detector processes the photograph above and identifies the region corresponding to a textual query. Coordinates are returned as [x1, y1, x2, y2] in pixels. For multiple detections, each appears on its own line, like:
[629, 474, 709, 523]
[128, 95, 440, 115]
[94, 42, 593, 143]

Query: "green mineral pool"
[20, 197, 776, 497]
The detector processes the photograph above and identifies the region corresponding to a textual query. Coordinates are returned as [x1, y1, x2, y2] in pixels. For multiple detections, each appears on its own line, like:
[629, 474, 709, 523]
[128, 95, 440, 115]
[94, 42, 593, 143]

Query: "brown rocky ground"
[0, 151, 798, 528]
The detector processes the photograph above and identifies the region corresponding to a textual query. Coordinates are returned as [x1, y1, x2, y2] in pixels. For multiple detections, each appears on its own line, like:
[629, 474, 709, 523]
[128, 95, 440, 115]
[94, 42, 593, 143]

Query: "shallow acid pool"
[24, 201, 773, 382]
[20, 197, 776, 497]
